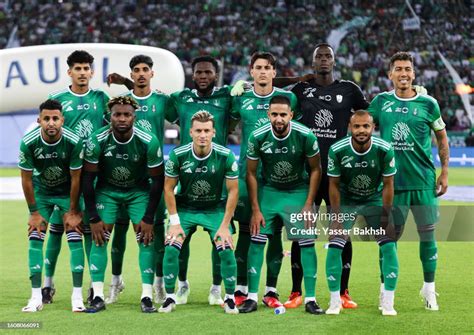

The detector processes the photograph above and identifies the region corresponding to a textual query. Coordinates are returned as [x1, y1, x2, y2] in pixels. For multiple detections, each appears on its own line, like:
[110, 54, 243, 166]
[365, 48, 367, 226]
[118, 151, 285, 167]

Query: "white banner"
[0, 43, 185, 113]
[402, 17, 420, 30]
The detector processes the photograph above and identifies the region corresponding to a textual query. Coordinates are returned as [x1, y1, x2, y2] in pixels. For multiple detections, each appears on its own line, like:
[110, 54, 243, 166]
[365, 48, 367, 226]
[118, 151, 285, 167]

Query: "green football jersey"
[246, 121, 318, 190]
[231, 87, 300, 179]
[165, 142, 238, 210]
[368, 91, 445, 190]
[122, 90, 173, 142]
[168, 86, 233, 146]
[327, 136, 396, 201]
[48, 87, 110, 139]
[84, 125, 163, 191]
[19, 126, 83, 196]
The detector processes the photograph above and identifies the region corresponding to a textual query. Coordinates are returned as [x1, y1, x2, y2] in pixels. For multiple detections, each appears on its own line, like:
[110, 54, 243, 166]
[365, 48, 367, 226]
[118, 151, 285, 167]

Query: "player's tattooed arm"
[63, 168, 83, 234]
[435, 129, 449, 196]
[247, 158, 264, 235]
[106, 73, 134, 90]
[21, 170, 47, 234]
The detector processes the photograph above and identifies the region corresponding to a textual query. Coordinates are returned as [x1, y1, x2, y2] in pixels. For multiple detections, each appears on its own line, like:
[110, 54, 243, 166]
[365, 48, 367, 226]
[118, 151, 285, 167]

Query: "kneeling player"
[326, 110, 398, 316]
[82, 96, 164, 313]
[160, 111, 239, 314]
[19, 99, 85, 312]
[239, 95, 324, 314]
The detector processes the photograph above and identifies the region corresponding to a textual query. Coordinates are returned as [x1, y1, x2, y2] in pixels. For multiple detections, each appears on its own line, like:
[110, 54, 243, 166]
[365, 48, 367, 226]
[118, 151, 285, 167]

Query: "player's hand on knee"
[167, 224, 185, 244]
[301, 203, 315, 230]
[214, 226, 234, 250]
[91, 221, 106, 246]
[106, 73, 125, 86]
[28, 212, 47, 234]
[63, 210, 83, 234]
[138, 221, 154, 246]
[250, 211, 264, 236]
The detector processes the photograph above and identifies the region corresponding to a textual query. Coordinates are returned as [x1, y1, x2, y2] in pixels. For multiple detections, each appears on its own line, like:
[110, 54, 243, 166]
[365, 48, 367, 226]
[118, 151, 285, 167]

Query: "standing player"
[107, 56, 236, 305]
[239, 96, 323, 314]
[105, 55, 172, 305]
[82, 96, 164, 313]
[368, 52, 449, 311]
[326, 110, 399, 316]
[273, 43, 369, 309]
[230, 52, 299, 307]
[159, 111, 239, 314]
[43, 50, 110, 304]
[19, 99, 85, 312]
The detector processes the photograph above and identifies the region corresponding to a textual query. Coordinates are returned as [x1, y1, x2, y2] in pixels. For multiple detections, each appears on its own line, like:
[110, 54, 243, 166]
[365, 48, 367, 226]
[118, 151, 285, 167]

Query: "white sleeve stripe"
[306, 150, 320, 158]
[84, 159, 99, 164]
[225, 175, 239, 179]
[246, 156, 259, 160]
[165, 173, 179, 178]
[148, 161, 164, 168]
[327, 173, 341, 177]
[382, 171, 397, 176]
[18, 166, 33, 171]
[70, 165, 83, 170]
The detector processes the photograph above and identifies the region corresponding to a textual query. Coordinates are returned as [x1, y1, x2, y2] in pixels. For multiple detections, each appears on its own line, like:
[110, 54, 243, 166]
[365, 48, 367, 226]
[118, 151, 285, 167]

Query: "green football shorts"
[95, 189, 148, 225]
[393, 189, 439, 226]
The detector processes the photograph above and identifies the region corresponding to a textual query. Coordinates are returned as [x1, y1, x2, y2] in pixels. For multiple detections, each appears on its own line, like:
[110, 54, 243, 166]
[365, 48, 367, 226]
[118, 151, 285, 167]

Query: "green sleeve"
[70, 139, 84, 170]
[147, 135, 163, 168]
[102, 91, 111, 124]
[326, 147, 340, 177]
[290, 92, 302, 121]
[84, 136, 101, 164]
[166, 93, 179, 124]
[367, 95, 380, 125]
[225, 152, 239, 179]
[18, 140, 33, 171]
[382, 147, 397, 176]
[246, 132, 259, 160]
[163, 95, 175, 123]
[164, 150, 179, 177]
[230, 97, 241, 121]
[305, 132, 320, 157]
[429, 99, 446, 131]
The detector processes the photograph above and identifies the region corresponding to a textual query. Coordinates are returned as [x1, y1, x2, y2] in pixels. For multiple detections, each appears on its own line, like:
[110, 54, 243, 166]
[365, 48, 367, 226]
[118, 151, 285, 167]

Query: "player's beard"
[353, 134, 370, 146]
[272, 122, 289, 136]
[194, 81, 215, 95]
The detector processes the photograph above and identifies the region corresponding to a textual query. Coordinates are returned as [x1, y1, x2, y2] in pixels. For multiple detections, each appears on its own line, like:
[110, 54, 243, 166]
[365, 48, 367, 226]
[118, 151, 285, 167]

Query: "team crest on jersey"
[352, 174, 371, 189]
[273, 161, 293, 177]
[137, 119, 152, 132]
[132, 154, 140, 162]
[112, 167, 131, 181]
[336, 95, 343, 103]
[192, 180, 211, 195]
[44, 166, 63, 181]
[392, 122, 410, 141]
[314, 109, 333, 128]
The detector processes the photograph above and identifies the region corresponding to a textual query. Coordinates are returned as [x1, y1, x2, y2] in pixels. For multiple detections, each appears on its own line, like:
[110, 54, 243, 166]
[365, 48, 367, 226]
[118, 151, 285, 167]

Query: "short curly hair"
[107, 96, 139, 112]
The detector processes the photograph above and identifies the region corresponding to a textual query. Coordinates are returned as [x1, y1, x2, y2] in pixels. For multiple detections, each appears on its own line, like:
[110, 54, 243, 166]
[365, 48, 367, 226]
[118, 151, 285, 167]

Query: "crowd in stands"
[1, 0, 472, 131]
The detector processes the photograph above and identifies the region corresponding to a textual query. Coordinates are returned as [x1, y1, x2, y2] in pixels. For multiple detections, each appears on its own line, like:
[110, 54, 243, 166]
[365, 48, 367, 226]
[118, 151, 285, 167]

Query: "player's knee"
[250, 233, 268, 245]
[66, 230, 83, 243]
[49, 223, 64, 235]
[417, 224, 435, 242]
[298, 239, 315, 248]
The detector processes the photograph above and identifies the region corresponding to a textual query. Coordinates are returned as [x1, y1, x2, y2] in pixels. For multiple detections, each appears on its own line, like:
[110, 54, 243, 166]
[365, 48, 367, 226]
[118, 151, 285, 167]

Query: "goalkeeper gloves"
[230, 80, 251, 96]
[413, 85, 428, 95]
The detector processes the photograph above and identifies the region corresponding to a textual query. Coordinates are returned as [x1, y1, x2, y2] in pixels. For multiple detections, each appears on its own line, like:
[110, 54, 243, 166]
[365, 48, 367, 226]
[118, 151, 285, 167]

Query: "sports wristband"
[169, 214, 181, 226]
[28, 203, 38, 214]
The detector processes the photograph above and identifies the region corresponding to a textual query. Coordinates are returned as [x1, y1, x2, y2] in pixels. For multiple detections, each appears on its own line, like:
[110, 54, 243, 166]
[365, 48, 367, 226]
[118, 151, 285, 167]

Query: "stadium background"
[0, 1, 473, 333]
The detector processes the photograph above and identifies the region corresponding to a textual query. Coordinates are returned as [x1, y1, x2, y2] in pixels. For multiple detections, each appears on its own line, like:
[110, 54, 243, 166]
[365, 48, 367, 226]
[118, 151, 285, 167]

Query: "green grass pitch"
[0, 168, 473, 333]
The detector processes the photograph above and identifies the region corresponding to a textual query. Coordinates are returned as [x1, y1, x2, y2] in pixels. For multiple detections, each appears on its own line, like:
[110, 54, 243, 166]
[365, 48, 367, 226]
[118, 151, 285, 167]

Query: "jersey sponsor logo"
[303, 87, 316, 97]
[61, 100, 74, 112]
[247, 142, 255, 155]
[184, 168, 192, 173]
[328, 157, 335, 171]
[191, 180, 211, 195]
[341, 156, 354, 165]
[157, 147, 162, 159]
[254, 117, 269, 129]
[394, 107, 409, 114]
[195, 166, 210, 173]
[312, 140, 318, 151]
[115, 153, 129, 160]
[261, 141, 273, 151]
[382, 101, 395, 111]
[136, 119, 152, 132]
[19, 151, 26, 164]
[186, 97, 194, 103]
[319, 95, 331, 101]
[137, 105, 155, 113]
[344, 162, 352, 168]
[181, 161, 194, 170]
[352, 174, 371, 189]
[336, 95, 343, 103]
[85, 140, 96, 156]
[389, 157, 395, 168]
[354, 161, 373, 168]
[246, 105, 254, 110]
[242, 98, 255, 109]
[165, 160, 175, 172]
[75, 119, 94, 138]
[96, 203, 104, 210]
[44, 166, 63, 180]
[314, 109, 333, 128]
[105, 151, 113, 157]
[275, 147, 288, 154]
[112, 166, 131, 181]
[392, 122, 410, 141]
[231, 161, 238, 172]
[273, 161, 293, 177]
[264, 148, 272, 153]
[36, 152, 59, 159]
[79, 149, 84, 160]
